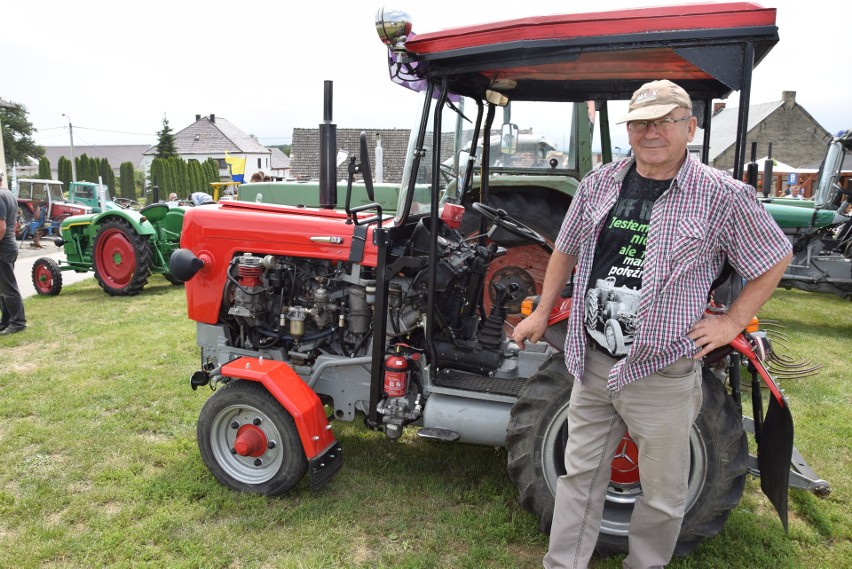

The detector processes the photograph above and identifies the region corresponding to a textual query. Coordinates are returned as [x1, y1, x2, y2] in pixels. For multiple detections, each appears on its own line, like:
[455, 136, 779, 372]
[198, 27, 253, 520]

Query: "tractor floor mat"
[433, 368, 527, 396]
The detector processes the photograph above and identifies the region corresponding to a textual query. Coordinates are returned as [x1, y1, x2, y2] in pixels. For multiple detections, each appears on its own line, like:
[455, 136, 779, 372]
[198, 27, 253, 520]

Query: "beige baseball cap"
[617, 79, 692, 124]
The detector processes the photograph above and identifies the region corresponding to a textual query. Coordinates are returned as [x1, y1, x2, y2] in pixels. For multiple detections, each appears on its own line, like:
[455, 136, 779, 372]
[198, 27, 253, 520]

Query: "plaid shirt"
[555, 153, 791, 392]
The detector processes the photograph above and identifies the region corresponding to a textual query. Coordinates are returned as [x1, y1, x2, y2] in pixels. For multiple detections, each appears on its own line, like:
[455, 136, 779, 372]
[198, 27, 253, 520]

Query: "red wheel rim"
[233, 424, 268, 457]
[610, 435, 640, 485]
[96, 228, 137, 287]
[34, 264, 54, 293]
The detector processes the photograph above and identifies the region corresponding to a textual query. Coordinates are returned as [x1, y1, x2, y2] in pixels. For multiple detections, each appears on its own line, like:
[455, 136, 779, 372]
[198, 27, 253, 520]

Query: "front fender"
[729, 333, 793, 531]
[220, 357, 341, 488]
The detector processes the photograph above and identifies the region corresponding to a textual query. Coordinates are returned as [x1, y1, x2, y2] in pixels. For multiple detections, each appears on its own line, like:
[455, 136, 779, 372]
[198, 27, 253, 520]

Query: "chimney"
[195, 114, 201, 121]
[209, 114, 216, 123]
[782, 91, 796, 109]
[713, 102, 726, 115]
[375, 134, 384, 184]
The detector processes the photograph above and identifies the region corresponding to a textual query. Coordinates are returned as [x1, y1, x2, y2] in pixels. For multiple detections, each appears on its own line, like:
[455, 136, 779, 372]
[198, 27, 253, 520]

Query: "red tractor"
[172, 3, 829, 557]
[13, 179, 91, 240]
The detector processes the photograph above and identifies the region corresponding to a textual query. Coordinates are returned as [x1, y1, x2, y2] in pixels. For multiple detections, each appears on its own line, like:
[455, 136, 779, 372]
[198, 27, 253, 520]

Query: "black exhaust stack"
[319, 80, 338, 209]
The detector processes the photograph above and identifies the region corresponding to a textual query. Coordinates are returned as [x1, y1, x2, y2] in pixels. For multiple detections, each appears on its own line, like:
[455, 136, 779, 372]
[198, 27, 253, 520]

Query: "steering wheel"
[113, 197, 142, 210]
[470, 202, 547, 245]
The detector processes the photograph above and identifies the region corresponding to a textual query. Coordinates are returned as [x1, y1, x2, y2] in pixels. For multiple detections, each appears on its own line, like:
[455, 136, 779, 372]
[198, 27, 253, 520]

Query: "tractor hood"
[762, 202, 838, 229]
[179, 200, 388, 324]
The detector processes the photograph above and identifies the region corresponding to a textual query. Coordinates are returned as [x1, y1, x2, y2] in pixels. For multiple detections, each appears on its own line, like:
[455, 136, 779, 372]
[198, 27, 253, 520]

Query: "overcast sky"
[4, 0, 850, 153]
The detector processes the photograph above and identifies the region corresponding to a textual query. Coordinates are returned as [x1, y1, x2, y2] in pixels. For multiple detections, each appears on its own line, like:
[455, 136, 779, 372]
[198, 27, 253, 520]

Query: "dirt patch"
[5, 345, 39, 374]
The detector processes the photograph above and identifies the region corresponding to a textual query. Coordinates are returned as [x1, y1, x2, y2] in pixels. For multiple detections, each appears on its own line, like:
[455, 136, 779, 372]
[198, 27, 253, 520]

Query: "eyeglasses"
[627, 115, 692, 133]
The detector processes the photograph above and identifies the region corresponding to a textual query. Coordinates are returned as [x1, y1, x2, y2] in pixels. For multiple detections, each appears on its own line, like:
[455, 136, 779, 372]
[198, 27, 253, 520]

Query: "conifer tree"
[156, 115, 178, 159]
[99, 158, 115, 195]
[76, 155, 88, 182]
[119, 162, 135, 199]
[149, 157, 165, 195]
[58, 156, 71, 188]
[204, 158, 219, 184]
[38, 156, 51, 179]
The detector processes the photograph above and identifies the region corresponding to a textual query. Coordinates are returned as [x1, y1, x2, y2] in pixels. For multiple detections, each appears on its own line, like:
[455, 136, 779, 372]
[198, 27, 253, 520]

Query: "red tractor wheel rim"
[34, 265, 54, 293]
[233, 424, 268, 457]
[610, 435, 640, 486]
[96, 229, 137, 286]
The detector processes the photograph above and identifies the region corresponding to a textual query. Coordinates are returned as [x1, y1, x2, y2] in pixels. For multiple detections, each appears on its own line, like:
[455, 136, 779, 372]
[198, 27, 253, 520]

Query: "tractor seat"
[140, 203, 169, 222]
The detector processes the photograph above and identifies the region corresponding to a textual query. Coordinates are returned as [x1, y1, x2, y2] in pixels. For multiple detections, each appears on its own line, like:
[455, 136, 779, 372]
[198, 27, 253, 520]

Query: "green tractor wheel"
[92, 218, 152, 296]
[31, 257, 63, 296]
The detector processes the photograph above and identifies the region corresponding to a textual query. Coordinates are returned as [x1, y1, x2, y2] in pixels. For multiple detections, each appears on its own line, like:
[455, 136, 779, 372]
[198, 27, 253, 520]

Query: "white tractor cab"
[13, 179, 91, 240]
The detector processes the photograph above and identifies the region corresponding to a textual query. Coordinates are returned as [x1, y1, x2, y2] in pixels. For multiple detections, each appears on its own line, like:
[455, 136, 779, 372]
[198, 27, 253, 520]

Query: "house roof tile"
[290, 128, 410, 183]
[144, 115, 270, 156]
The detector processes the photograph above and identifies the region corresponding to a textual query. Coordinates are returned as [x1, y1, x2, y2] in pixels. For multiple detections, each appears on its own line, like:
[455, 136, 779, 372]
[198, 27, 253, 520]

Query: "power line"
[38, 124, 154, 137]
[75, 126, 154, 137]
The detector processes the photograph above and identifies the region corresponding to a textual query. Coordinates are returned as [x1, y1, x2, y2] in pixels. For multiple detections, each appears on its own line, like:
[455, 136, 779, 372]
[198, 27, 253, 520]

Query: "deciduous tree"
[1, 101, 43, 167]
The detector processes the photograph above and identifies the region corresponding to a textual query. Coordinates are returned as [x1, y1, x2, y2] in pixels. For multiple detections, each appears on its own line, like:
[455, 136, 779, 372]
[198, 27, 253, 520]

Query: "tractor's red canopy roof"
[401, 2, 778, 102]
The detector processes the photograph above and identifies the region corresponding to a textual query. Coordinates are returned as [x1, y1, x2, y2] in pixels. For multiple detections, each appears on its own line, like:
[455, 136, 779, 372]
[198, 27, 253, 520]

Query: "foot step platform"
[433, 368, 527, 396]
[417, 427, 461, 442]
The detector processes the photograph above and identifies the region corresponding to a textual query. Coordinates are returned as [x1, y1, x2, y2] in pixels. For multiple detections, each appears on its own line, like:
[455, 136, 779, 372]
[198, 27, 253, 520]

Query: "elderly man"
[0, 175, 27, 335]
[513, 79, 791, 568]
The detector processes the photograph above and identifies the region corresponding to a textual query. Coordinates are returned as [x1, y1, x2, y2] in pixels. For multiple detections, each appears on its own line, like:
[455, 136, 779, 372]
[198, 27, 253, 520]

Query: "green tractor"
[31, 189, 187, 296]
[760, 130, 852, 298]
[66, 180, 145, 213]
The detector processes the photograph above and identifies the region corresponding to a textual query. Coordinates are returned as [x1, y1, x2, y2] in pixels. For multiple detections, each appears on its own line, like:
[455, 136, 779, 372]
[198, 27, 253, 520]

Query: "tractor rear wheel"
[92, 218, 152, 296]
[197, 381, 308, 496]
[15, 207, 33, 240]
[31, 257, 63, 296]
[506, 367, 746, 556]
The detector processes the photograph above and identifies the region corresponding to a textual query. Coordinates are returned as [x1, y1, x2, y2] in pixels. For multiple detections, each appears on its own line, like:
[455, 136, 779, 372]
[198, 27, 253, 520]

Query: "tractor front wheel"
[92, 218, 152, 296]
[197, 381, 308, 496]
[506, 367, 747, 556]
[31, 257, 63, 296]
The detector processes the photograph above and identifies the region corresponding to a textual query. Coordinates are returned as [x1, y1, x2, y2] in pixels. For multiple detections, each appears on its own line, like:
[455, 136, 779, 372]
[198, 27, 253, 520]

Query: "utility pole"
[62, 113, 76, 182]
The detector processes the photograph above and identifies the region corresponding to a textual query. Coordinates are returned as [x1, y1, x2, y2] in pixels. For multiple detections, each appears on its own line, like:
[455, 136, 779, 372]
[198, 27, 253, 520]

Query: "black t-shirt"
[585, 167, 671, 356]
[0, 189, 18, 255]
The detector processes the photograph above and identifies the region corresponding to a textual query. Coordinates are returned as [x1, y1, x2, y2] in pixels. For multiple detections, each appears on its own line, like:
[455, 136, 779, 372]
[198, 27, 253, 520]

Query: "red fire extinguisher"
[383, 352, 408, 397]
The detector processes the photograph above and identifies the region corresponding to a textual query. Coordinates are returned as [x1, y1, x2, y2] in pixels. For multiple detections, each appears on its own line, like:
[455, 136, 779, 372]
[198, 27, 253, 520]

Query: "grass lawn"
[0, 278, 849, 568]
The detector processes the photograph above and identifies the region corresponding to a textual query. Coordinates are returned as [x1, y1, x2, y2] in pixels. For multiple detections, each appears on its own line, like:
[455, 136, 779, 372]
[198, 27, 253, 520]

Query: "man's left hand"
[687, 313, 741, 360]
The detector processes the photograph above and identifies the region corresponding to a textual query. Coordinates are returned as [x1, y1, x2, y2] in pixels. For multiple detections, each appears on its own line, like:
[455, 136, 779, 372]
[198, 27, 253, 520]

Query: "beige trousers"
[543, 344, 703, 569]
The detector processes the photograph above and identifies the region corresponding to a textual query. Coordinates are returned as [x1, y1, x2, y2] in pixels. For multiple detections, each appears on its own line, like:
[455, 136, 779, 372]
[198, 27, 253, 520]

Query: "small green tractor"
[760, 130, 852, 298]
[31, 182, 187, 296]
